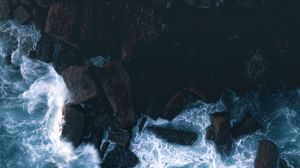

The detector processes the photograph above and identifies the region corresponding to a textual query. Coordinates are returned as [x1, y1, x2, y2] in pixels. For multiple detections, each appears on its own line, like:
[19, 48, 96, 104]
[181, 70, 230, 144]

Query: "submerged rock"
[255, 139, 280, 168]
[62, 105, 86, 147]
[162, 91, 189, 120]
[102, 145, 139, 168]
[62, 65, 99, 104]
[231, 113, 261, 139]
[147, 125, 197, 145]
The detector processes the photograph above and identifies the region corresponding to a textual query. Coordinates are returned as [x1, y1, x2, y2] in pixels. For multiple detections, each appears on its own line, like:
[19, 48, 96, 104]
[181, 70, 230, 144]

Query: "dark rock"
[102, 145, 139, 168]
[31, 32, 54, 62]
[45, 2, 80, 47]
[99, 141, 110, 159]
[94, 112, 112, 129]
[108, 129, 131, 147]
[279, 158, 291, 168]
[147, 125, 197, 146]
[205, 125, 215, 141]
[231, 113, 261, 139]
[255, 139, 280, 168]
[188, 81, 221, 103]
[0, 0, 10, 20]
[99, 61, 137, 129]
[13, 6, 32, 24]
[162, 91, 189, 120]
[209, 112, 232, 147]
[32, 7, 48, 29]
[62, 66, 99, 104]
[35, 0, 49, 8]
[144, 93, 165, 120]
[62, 105, 86, 147]
[20, 0, 31, 5]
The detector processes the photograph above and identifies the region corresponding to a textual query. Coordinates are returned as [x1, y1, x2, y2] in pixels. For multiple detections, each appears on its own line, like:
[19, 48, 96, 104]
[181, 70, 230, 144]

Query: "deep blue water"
[0, 21, 299, 168]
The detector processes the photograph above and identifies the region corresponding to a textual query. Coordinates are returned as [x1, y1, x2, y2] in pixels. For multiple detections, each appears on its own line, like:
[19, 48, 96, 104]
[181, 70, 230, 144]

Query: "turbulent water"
[0, 21, 99, 168]
[0, 21, 299, 168]
[130, 89, 300, 168]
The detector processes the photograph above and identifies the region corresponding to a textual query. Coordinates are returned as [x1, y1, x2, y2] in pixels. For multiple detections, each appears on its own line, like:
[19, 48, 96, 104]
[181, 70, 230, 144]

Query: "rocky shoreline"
[1, 0, 298, 167]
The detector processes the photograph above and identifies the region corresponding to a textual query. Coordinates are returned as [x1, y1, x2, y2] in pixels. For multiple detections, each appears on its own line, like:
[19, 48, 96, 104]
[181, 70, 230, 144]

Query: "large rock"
[13, 5, 32, 24]
[231, 113, 261, 139]
[102, 145, 139, 168]
[148, 125, 197, 145]
[62, 66, 99, 104]
[162, 91, 189, 120]
[255, 139, 280, 168]
[108, 129, 131, 147]
[62, 105, 86, 147]
[45, 2, 80, 47]
[0, 0, 10, 20]
[99, 61, 136, 128]
[208, 112, 232, 148]
[188, 81, 221, 103]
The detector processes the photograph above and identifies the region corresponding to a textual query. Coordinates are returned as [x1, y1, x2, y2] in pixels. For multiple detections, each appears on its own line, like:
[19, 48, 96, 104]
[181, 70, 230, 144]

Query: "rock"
[147, 125, 197, 145]
[279, 158, 291, 168]
[13, 6, 32, 24]
[99, 61, 136, 129]
[0, 0, 10, 20]
[102, 145, 139, 168]
[205, 125, 215, 141]
[62, 66, 99, 104]
[255, 139, 280, 168]
[231, 113, 261, 139]
[62, 105, 86, 147]
[31, 33, 83, 73]
[45, 2, 80, 47]
[188, 81, 221, 103]
[35, 0, 49, 8]
[20, 0, 31, 5]
[94, 112, 112, 129]
[108, 129, 131, 147]
[32, 7, 48, 29]
[162, 91, 189, 120]
[209, 112, 231, 146]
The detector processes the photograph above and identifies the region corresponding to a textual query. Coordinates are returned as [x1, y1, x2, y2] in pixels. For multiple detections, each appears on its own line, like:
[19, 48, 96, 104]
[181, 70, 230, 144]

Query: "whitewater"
[0, 21, 299, 168]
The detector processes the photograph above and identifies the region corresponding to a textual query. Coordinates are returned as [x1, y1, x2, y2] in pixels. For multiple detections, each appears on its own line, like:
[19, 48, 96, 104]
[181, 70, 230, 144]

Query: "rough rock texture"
[62, 105, 86, 147]
[13, 6, 32, 24]
[162, 91, 189, 120]
[99, 61, 136, 129]
[209, 112, 232, 149]
[0, 0, 10, 20]
[232, 113, 261, 139]
[102, 145, 139, 168]
[62, 66, 99, 104]
[45, 2, 80, 47]
[108, 129, 131, 147]
[148, 125, 197, 145]
[255, 139, 280, 168]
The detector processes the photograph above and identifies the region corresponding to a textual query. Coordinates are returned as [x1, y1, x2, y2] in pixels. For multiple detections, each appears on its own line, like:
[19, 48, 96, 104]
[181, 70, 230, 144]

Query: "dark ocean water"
[0, 21, 299, 168]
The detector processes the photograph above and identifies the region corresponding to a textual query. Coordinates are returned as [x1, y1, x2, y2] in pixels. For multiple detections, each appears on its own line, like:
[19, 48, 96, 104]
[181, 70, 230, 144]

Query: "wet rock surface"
[231, 113, 262, 139]
[255, 139, 280, 168]
[147, 125, 197, 146]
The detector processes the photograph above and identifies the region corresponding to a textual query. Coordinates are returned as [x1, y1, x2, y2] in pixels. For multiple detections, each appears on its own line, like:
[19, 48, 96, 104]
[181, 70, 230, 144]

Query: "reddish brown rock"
[0, 0, 10, 20]
[255, 139, 280, 168]
[99, 61, 136, 128]
[231, 113, 261, 139]
[162, 91, 189, 120]
[45, 2, 80, 47]
[62, 65, 99, 104]
[62, 105, 86, 147]
[209, 112, 231, 146]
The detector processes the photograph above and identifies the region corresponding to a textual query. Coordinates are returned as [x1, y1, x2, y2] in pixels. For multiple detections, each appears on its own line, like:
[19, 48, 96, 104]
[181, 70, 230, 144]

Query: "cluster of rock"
[0, 0, 298, 167]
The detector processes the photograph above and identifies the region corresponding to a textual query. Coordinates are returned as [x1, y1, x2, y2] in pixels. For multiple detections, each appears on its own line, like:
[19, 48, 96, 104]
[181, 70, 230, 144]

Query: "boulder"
[231, 113, 261, 139]
[102, 145, 139, 168]
[0, 0, 10, 20]
[62, 105, 86, 147]
[162, 91, 189, 120]
[209, 112, 231, 146]
[45, 2, 80, 47]
[99, 61, 136, 129]
[13, 6, 32, 24]
[108, 129, 131, 147]
[147, 125, 197, 146]
[254, 139, 280, 168]
[30, 32, 54, 62]
[188, 81, 221, 103]
[62, 66, 99, 104]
